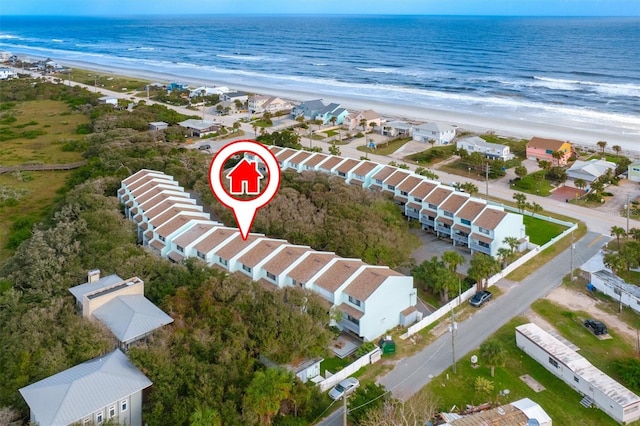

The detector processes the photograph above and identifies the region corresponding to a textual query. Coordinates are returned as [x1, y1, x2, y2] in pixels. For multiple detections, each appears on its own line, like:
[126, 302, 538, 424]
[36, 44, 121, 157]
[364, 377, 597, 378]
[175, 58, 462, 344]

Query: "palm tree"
[369, 121, 377, 134]
[329, 116, 337, 127]
[496, 247, 512, 268]
[574, 178, 586, 192]
[530, 202, 543, 217]
[612, 145, 622, 157]
[480, 340, 505, 377]
[428, 138, 436, 149]
[514, 165, 527, 179]
[503, 236, 519, 254]
[460, 182, 479, 195]
[597, 140, 607, 155]
[252, 123, 258, 138]
[513, 192, 527, 214]
[442, 251, 465, 274]
[551, 150, 564, 166]
[629, 227, 640, 242]
[359, 118, 367, 131]
[611, 225, 626, 250]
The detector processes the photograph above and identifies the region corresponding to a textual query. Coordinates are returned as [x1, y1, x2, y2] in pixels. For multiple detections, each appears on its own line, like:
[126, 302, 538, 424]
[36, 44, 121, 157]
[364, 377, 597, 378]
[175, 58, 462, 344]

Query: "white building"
[413, 122, 456, 145]
[516, 323, 640, 424]
[119, 169, 419, 342]
[589, 269, 640, 314]
[0, 67, 18, 80]
[456, 136, 514, 161]
[628, 160, 640, 183]
[567, 159, 616, 183]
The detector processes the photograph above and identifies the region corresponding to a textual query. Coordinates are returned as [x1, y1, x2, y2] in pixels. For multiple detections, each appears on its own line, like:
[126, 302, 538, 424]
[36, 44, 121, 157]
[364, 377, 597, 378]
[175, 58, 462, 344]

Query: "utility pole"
[449, 307, 457, 374]
[570, 230, 575, 281]
[626, 193, 630, 234]
[485, 163, 489, 200]
[343, 393, 348, 426]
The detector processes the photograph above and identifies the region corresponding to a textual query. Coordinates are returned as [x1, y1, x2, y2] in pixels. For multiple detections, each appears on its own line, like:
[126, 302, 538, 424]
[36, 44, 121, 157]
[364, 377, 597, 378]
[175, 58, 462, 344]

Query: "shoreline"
[42, 58, 640, 157]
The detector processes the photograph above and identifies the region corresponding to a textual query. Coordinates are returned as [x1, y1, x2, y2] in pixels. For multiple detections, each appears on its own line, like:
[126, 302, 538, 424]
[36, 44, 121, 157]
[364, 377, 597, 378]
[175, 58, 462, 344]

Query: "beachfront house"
[178, 119, 219, 137]
[343, 110, 383, 132]
[456, 136, 514, 161]
[413, 122, 456, 145]
[19, 349, 152, 426]
[119, 170, 419, 343]
[516, 323, 640, 424]
[589, 269, 640, 314]
[149, 121, 168, 131]
[382, 120, 414, 137]
[566, 159, 616, 184]
[291, 99, 326, 120]
[222, 91, 249, 104]
[526, 137, 572, 165]
[0, 67, 17, 80]
[249, 95, 293, 114]
[629, 161, 640, 182]
[315, 103, 349, 125]
[69, 270, 174, 349]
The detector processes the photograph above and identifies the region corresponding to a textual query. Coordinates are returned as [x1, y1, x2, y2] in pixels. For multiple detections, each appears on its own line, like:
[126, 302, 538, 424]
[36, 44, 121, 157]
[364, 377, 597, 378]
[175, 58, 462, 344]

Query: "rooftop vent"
[87, 269, 101, 283]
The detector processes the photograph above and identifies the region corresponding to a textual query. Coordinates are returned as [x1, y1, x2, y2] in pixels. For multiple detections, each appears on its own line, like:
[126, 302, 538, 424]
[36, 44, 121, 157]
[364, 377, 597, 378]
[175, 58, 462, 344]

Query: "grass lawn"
[356, 137, 412, 156]
[416, 317, 622, 426]
[405, 145, 457, 166]
[324, 130, 338, 137]
[0, 100, 87, 166]
[251, 119, 273, 128]
[55, 68, 148, 92]
[522, 215, 567, 245]
[321, 356, 353, 375]
[510, 173, 554, 196]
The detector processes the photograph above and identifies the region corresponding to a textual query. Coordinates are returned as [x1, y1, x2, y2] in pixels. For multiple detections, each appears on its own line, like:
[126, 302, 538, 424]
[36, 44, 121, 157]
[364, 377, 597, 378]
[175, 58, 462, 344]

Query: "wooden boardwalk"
[0, 160, 87, 174]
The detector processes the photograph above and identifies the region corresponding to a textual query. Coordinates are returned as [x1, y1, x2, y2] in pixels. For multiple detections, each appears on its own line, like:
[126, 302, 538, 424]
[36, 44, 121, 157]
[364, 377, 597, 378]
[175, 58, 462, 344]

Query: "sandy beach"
[47, 58, 640, 157]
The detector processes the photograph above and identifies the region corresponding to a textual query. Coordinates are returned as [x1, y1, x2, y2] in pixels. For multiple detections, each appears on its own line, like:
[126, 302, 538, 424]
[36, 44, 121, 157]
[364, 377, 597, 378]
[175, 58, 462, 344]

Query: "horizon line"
[3, 13, 639, 18]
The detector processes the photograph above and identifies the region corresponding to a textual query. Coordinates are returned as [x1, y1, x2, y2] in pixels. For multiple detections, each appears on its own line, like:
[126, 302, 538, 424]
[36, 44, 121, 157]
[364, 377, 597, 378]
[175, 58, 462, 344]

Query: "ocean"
[1, 15, 639, 135]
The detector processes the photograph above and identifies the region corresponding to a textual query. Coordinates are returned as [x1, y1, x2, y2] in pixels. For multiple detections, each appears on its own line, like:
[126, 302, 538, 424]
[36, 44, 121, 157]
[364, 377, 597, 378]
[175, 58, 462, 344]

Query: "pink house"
[526, 137, 573, 165]
[343, 110, 382, 132]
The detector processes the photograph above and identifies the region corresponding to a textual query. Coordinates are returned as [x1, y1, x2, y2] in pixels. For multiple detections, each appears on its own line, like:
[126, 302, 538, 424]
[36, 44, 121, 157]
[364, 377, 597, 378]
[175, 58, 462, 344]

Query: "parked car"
[198, 144, 211, 150]
[584, 319, 608, 335]
[329, 377, 360, 400]
[469, 290, 492, 307]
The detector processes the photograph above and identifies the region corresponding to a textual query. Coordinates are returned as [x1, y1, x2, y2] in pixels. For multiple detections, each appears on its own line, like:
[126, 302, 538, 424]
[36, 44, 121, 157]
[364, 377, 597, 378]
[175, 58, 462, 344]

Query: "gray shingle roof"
[93, 295, 174, 344]
[19, 349, 152, 426]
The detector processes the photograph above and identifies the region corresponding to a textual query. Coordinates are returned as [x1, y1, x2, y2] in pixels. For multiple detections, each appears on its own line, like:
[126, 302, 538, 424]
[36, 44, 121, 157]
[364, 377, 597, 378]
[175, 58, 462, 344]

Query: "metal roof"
[68, 274, 123, 303]
[19, 349, 152, 426]
[92, 295, 174, 344]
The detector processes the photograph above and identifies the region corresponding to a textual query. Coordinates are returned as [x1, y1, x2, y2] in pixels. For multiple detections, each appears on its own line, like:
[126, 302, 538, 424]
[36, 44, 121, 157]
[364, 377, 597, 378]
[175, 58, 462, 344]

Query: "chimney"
[87, 269, 101, 283]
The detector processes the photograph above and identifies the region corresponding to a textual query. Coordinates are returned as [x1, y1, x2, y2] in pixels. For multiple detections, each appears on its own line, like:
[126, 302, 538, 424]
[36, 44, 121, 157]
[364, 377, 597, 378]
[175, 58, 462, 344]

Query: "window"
[109, 406, 116, 418]
[573, 376, 579, 383]
[121, 400, 128, 412]
[428, 203, 437, 210]
[545, 149, 553, 154]
[479, 227, 490, 235]
[354, 174, 364, 180]
[415, 198, 422, 203]
[96, 412, 104, 424]
[346, 314, 360, 325]
[218, 257, 228, 266]
[242, 264, 252, 273]
[443, 211, 453, 218]
[387, 185, 395, 191]
[338, 171, 346, 177]
[375, 179, 383, 185]
[158, 235, 165, 242]
[461, 219, 471, 226]
[348, 295, 361, 307]
[400, 191, 408, 196]
[83, 419, 91, 425]
[478, 241, 490, 248]
[292, 279, 304, 288]
[266, 271, 276, 281]
[197, 250, 205, 260]
[548, 357, 559, 368]
[177, 245, 184, 253]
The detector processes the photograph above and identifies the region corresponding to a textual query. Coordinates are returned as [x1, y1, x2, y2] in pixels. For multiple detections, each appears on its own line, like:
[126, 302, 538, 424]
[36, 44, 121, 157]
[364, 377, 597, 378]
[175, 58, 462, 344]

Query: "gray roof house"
[567, 159, 616, 183]
[456, 136, 514, 161]
[69, 270, 173, 349]
[20, 349, 151, 426]
[291, 99, 326, 120]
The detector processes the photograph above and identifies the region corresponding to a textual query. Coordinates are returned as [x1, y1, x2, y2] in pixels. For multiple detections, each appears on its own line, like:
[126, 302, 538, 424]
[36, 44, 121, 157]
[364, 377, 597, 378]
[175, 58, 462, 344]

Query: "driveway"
[410, 229, 472, 275]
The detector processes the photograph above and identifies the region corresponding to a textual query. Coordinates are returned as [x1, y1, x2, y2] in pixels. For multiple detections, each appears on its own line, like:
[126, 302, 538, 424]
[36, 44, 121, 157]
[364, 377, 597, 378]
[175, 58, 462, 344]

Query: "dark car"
[584, 319, 608, 335]
[198, 144, 211, 150]
[469, 290, 492, 307]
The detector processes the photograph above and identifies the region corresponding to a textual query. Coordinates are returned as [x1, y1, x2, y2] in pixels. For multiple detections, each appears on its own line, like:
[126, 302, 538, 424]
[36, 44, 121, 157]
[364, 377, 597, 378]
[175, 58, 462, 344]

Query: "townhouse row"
[249, 147, 527, 258]
[118, 170, 419, 342]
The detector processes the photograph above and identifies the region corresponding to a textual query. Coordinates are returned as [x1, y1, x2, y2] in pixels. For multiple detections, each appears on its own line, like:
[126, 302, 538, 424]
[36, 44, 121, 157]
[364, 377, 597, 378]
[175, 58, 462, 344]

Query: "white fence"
[401, 221, 578, 339]
[317, 348, 381, 392]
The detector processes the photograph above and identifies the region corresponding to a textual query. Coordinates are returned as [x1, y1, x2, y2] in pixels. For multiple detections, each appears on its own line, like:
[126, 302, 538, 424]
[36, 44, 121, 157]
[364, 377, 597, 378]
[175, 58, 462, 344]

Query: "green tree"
[468, 252, 501, 291]
[513, 192, 527, 213]
[514, 165, 527, 179]
[243, 368, 294, 425]
[442, 250, 465, 274]
[629, 228, 640, 241]
[574, 178, 586, 192]
[428, 138, 437, 149]
[612, 145, 622, 157]
[329, 143, 341, 156]
[615, 358, 640, 393]
[611, 225, 626, 250]
[460, 182, 479, 195]
[359, 118, 367, 131]
[597, 140, 607, 154]
[347, 383, 387, 425]
[497, 247, 512, 268]
[412, 257, 459, 303]
[469, 152, 484, 171]
[479, 339, 505, 377]
[369, 121, 377, 133]
[551, 150, 564, 166]
[190, 407, 221, 426]
[503, 236, 519, 254]
[604, 251, 627, 275]
[329, 116, 337, 127]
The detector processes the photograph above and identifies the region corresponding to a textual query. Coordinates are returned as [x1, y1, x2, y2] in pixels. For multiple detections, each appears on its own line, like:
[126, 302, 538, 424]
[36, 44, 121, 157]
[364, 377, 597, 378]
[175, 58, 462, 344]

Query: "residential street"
[318, 231, 606, 425]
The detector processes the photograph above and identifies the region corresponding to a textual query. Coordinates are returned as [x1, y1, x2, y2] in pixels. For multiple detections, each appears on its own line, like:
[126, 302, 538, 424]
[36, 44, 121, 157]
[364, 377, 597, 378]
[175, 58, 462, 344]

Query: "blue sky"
[3, 0, 639, 16]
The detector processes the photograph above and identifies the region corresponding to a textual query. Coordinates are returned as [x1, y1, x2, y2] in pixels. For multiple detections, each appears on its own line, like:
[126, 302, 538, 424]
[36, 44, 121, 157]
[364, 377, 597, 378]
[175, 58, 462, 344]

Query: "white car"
[329, 377, 360, 400]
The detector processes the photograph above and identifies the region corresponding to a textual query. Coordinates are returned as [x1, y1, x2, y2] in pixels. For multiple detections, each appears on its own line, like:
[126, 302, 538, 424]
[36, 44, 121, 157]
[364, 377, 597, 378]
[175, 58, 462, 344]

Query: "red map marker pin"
[208, 140, 281, 240]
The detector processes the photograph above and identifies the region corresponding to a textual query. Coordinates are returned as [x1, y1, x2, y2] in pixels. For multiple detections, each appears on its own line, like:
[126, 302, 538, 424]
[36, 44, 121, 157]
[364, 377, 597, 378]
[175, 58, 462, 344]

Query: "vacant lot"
[0, 100, 88, 166]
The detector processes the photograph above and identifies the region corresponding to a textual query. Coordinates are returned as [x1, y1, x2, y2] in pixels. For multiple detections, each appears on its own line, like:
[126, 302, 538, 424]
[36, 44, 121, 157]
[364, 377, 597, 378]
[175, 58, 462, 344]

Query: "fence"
[0, 160, 87, 174]
[401, 221, 578, 339]
[317, 348, 381, 392]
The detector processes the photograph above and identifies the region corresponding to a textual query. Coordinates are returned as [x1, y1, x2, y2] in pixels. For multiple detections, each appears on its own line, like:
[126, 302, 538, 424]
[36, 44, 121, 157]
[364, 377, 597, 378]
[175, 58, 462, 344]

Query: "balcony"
[452, 232, 469, 245]
[470, 241, 492, 255]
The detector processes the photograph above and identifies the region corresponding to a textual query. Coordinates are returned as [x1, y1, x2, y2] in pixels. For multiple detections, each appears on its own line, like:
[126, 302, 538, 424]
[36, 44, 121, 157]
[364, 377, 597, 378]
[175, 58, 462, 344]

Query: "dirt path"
[526, 286, 638, 345]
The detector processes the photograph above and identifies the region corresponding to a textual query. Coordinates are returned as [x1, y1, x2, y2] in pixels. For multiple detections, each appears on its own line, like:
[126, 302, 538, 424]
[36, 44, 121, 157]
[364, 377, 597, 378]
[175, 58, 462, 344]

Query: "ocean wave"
[0, 34, 22, 40]
[52, 39, 64, 43]
[533, 76, 640, 98]
[127, 47, 156, 51]
[216, 53, 287, 62]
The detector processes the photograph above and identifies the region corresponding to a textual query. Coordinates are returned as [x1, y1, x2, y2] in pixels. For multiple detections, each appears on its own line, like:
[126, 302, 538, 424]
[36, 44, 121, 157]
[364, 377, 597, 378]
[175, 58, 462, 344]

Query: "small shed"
[149, 121, 168, 131]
